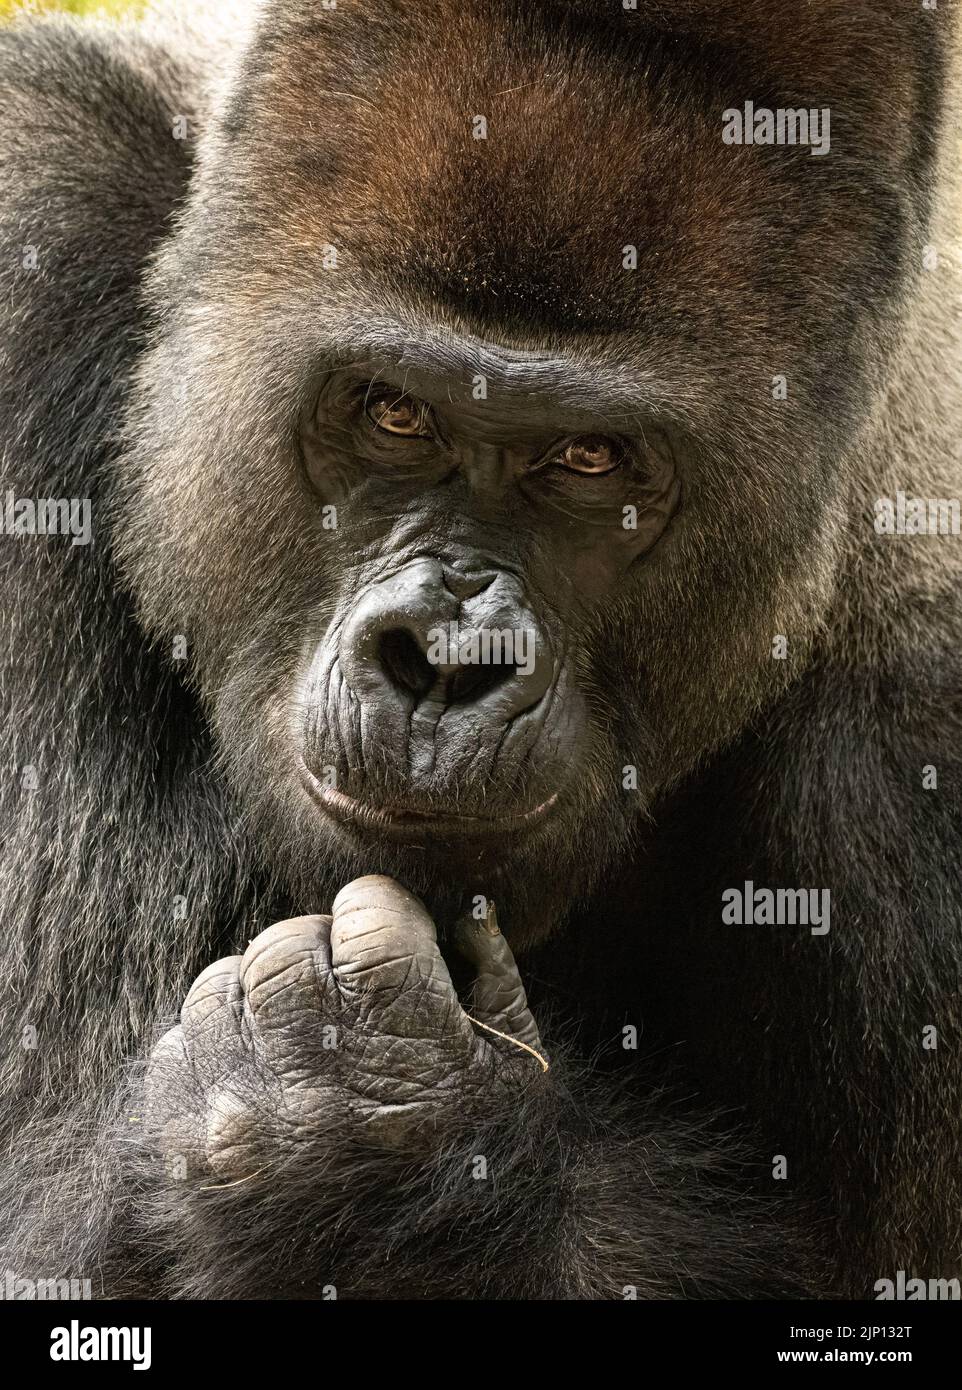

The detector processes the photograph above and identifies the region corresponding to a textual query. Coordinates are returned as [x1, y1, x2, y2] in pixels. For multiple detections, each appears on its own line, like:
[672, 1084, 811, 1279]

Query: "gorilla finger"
[238, 915, 336, 1057]
[454, 903, 544, 1052]
[330, 876, 463, 1035]
[179, 956, 248, 1084]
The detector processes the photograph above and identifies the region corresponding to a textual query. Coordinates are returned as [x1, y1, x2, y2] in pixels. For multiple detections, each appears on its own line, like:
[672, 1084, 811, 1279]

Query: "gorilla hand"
[146, 876, 546, 1180]
[137, 877, 797, 1300]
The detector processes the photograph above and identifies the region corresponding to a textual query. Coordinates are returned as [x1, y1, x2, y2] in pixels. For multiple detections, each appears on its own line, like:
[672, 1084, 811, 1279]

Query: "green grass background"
[0, 1, 139, 17]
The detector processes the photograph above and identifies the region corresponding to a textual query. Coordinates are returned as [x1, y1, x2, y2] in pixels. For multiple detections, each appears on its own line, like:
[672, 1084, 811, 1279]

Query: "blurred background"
[0, 1, 139, 16]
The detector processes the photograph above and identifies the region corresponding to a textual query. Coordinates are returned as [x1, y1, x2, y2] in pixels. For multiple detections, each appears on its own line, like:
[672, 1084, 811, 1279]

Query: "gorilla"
[0, 0, 960, 1300]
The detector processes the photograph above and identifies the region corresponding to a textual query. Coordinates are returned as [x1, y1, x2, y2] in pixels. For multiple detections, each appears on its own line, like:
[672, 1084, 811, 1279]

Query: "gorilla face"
[117, 303, 805, 943]
[120, 310, 691, 937]
[116, 0, 916, 939]
[294, 339, 679, 864]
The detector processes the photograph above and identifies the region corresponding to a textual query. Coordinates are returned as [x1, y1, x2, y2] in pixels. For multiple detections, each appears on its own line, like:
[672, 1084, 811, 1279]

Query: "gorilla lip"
[299, 764, 558, 840]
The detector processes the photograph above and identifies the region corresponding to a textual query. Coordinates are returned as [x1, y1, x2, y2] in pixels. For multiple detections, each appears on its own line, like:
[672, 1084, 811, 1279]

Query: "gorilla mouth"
[299, 762, 558, 842]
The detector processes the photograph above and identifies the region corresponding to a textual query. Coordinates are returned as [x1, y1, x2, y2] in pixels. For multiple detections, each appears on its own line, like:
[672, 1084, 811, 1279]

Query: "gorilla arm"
[0, 13, 221, 1293]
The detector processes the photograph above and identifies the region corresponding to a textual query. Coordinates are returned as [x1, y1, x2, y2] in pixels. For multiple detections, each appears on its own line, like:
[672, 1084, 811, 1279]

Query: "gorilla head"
[116, 0, 915, 942]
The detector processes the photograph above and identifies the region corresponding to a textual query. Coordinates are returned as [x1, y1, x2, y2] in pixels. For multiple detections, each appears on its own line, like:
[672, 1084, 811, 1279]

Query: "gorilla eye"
[559, 436, 622, 476]
[366, 391, 430, 437]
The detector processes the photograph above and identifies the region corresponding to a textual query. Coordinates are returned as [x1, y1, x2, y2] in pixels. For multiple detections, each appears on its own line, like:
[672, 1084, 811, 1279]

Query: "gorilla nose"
[377, 626, 518, 705]
[338, 557, 553, 720]
[439, 566, 499, 602]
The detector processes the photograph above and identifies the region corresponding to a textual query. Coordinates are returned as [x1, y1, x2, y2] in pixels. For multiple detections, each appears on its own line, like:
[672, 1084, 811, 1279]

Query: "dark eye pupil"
[563, 437, 619, 474]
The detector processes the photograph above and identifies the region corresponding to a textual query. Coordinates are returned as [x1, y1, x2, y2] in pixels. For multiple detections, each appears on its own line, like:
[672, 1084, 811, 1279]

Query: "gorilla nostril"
[447, 661, 516, 704]
[378, 629, 436, 698]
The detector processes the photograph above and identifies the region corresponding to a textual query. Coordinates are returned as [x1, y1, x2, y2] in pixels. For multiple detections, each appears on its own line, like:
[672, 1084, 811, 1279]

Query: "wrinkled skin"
[148, 877, 545, 1176]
